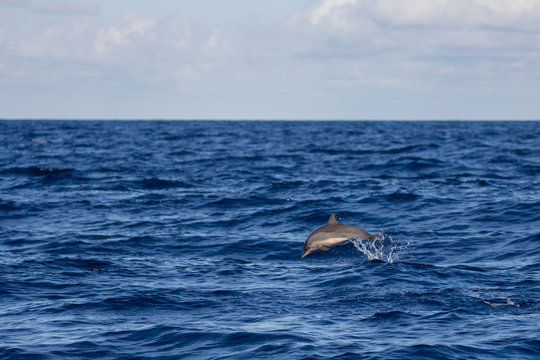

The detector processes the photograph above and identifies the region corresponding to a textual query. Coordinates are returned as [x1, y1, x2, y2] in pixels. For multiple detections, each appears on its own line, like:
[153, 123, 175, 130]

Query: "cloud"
[172, 21, 194, 51]
[291, 0, 540, 60]
[2, 0, 540, 119]
[5, 1, 540, 83]
[205, 29, 232, 54]
[15, 20, 95, 60]
[33, 1, 100, 16]
[280, 0, 540, 104]
[1, 8, 236, 87]
[94, 15, 156, 56]
[0, 0, 99, 15]
[300, 0, 540, 31]
[0, 0, 30, 6]
[309, 0, 357, 28]
[372, 0, 540, 29]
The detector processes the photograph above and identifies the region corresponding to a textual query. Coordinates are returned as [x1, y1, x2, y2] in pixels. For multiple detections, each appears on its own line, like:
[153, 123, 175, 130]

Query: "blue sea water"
[0, 120, 539, 359]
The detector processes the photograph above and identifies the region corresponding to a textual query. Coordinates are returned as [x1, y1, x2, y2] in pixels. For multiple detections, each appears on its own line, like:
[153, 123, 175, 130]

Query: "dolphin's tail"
[368, 234, 377, 242]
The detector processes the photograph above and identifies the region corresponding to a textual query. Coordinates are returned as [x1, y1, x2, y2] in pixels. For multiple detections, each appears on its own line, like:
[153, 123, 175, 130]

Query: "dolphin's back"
[341, 224, 371, 239]
[308, 223, 372, 243]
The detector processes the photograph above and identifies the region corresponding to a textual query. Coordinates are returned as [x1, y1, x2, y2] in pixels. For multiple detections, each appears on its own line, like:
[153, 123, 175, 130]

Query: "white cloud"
[33, 1, 100, 16]
[0, 0, 30, 6]
[292, 0, 540, 58]
[0, 0, 99, 15]
[205, 29, 231, 53]
[94, 15, 156, 56]
[172, 22, 194, 51]
[15, 20, 95, 60]
[309, 0, 357, 28]
[373, 0, 540, 29]
[280, 0, 540, 105]
[1, 8, 236, 89]
[2, 0, 540, 119]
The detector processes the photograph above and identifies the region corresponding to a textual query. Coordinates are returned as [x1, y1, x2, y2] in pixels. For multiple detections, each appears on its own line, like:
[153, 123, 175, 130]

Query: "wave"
[0, 166, 92, 187]
[1, 167, 73, 177]
[130, 178, 194, 190]
[364, 310, 420, 323]
[0, 200, 21, 212]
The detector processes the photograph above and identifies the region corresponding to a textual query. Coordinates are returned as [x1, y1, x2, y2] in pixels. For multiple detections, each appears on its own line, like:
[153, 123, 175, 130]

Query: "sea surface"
[0, 120, 539, 359]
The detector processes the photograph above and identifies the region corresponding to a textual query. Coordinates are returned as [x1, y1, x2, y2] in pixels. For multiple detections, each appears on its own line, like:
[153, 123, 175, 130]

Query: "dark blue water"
[1, 120, 539, 359]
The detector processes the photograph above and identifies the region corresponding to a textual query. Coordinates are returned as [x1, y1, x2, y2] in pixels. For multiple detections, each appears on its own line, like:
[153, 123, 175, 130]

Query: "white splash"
[350, 232, 404, 263]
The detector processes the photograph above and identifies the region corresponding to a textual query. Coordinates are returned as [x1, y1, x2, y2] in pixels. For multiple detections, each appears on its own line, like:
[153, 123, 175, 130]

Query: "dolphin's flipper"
[320, 246, 330, 251]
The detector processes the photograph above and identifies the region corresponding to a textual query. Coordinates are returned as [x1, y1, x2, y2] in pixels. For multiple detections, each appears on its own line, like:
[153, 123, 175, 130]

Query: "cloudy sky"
[1, 0, 540, 119]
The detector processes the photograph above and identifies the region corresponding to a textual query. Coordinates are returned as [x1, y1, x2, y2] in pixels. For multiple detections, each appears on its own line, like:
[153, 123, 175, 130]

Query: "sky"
[1, 0, 540, 120]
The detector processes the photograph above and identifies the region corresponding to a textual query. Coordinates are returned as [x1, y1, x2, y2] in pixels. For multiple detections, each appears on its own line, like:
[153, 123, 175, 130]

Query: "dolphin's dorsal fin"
[327, 213, 338, 224]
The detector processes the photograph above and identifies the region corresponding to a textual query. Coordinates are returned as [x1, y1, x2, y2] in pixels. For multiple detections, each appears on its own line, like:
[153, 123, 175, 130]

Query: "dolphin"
[301, 214, 375, 258]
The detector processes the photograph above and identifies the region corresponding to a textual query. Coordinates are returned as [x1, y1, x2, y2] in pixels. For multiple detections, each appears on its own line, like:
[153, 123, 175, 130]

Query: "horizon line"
[1, 118, 539, 122]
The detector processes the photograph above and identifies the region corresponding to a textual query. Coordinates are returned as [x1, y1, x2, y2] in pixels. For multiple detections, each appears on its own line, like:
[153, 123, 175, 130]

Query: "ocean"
[0, 120, 538, 359]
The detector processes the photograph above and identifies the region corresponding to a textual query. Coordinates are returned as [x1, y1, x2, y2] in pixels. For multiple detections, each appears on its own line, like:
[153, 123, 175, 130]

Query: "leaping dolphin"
[301, 214, 375, 258]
